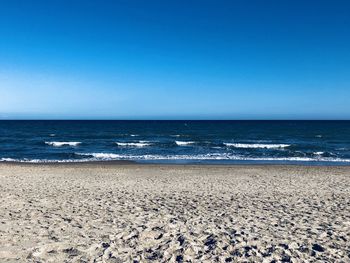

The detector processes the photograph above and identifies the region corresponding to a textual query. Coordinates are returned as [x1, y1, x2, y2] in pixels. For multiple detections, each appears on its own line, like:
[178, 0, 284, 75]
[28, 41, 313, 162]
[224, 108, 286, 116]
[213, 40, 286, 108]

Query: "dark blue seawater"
[0, 120, 350, 165]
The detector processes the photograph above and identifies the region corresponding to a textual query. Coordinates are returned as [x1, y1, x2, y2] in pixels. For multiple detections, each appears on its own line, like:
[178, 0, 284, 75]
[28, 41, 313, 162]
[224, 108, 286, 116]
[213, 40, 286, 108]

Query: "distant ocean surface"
[0, 120, 350, 165]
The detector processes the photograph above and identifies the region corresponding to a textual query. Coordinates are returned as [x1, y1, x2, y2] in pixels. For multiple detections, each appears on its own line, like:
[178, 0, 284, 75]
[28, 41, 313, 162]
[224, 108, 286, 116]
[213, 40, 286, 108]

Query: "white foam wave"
[0, 158, 86, 163]
[77, 153, 229, 160]
[175, 141, 195, 146]
[2, 153, 350, 163]
[0, 158, 17, 162]
[75, 153, 350, 162]
[236, 156, 350, 163]
[314, 152, 324, 155]
[45, 141, 81, 147]
[79, 153, 121, 159]
[130, 134, 138, 137]
[224, 143, 290, 149]
[115, 141, 151, 147]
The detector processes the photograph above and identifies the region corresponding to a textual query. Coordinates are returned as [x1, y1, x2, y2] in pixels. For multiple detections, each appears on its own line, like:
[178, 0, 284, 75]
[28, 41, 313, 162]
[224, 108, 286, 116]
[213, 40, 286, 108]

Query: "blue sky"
[0, 0, 349, 119]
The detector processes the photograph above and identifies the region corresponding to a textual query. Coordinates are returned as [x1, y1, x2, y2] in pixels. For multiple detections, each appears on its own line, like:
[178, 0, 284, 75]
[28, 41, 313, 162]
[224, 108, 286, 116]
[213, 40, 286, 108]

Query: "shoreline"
[1, 160, 350, 167]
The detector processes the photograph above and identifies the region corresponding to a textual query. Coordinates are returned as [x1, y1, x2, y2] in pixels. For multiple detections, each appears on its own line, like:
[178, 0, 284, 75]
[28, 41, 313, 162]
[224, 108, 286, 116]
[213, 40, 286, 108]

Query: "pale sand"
[0, 164, 350, 262]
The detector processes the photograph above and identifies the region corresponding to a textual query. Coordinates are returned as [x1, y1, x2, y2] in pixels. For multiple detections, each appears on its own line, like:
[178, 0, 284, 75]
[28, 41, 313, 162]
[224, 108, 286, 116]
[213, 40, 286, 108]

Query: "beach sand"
[0, 164, 349, 262]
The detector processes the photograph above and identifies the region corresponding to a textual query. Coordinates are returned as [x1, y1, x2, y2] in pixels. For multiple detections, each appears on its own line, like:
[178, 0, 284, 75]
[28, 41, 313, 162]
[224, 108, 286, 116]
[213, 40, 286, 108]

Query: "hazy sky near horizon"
[1, 0, 350, 119]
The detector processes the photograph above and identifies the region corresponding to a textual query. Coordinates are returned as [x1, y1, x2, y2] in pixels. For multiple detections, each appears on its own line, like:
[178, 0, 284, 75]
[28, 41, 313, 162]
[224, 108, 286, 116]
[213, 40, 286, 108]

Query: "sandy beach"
[0, 164, 349, 262]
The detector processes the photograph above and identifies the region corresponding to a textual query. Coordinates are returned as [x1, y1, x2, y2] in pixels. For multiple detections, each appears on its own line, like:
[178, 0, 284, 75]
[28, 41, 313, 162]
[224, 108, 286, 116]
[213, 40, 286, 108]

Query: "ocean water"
[0, 120, 350, 165]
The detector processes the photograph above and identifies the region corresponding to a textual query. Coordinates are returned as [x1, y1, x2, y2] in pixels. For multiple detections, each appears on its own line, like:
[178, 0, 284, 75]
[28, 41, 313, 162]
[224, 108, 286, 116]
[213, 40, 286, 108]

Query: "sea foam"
[224, 143, 290, 149]
[115, 141, 151, 147]
[78, 153, 121, 159]
[73, 153, 350, 163]
[45, 141, 81, 147]
[175, 141, 195, 146]
[2, 154, 350, 163]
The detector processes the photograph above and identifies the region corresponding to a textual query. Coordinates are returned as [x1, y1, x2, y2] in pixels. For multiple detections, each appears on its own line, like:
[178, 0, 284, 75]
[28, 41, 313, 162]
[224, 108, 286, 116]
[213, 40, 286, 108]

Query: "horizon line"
[1, 119, 350, 121]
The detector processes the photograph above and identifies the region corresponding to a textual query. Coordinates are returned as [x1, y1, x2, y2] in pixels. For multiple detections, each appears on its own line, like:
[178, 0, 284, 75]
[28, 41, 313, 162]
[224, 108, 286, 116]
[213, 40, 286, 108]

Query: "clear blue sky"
[0, 0, 349, 119]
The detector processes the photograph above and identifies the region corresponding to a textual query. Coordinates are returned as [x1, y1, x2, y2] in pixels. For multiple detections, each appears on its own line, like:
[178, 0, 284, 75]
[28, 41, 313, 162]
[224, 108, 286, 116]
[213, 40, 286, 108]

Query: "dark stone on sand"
[225, 257, 233, 262]
[262, 246, 275, 257]
[279, 243, 289, 249]
[177, 235, 185, 246]
[176, 255, 183, 262]
[102, 242, 110, 249]
[312, 244, 325, 252]
[281, 254, 291, 262]
[298, 245, 308, 253]
[204, 234, 217, 250]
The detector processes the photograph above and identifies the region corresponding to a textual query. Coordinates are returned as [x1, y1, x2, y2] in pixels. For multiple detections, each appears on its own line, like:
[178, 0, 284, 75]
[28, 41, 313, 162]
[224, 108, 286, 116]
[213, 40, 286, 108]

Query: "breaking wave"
[175, 141, 195, 146]
[116, 141, 152, 147]
[3, 153, 348, 163]
[45, 141, 81, 147]
[224, 143, 290, 149]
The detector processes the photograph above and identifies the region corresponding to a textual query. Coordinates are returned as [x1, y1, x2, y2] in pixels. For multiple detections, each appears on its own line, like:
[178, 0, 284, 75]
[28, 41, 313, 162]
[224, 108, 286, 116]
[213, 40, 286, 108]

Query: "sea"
[0, 120, 349, 165]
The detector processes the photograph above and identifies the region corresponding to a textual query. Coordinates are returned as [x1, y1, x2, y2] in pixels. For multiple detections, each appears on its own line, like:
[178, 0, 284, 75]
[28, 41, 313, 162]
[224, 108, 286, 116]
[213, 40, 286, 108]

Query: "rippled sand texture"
[0, 164, 350, 262]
